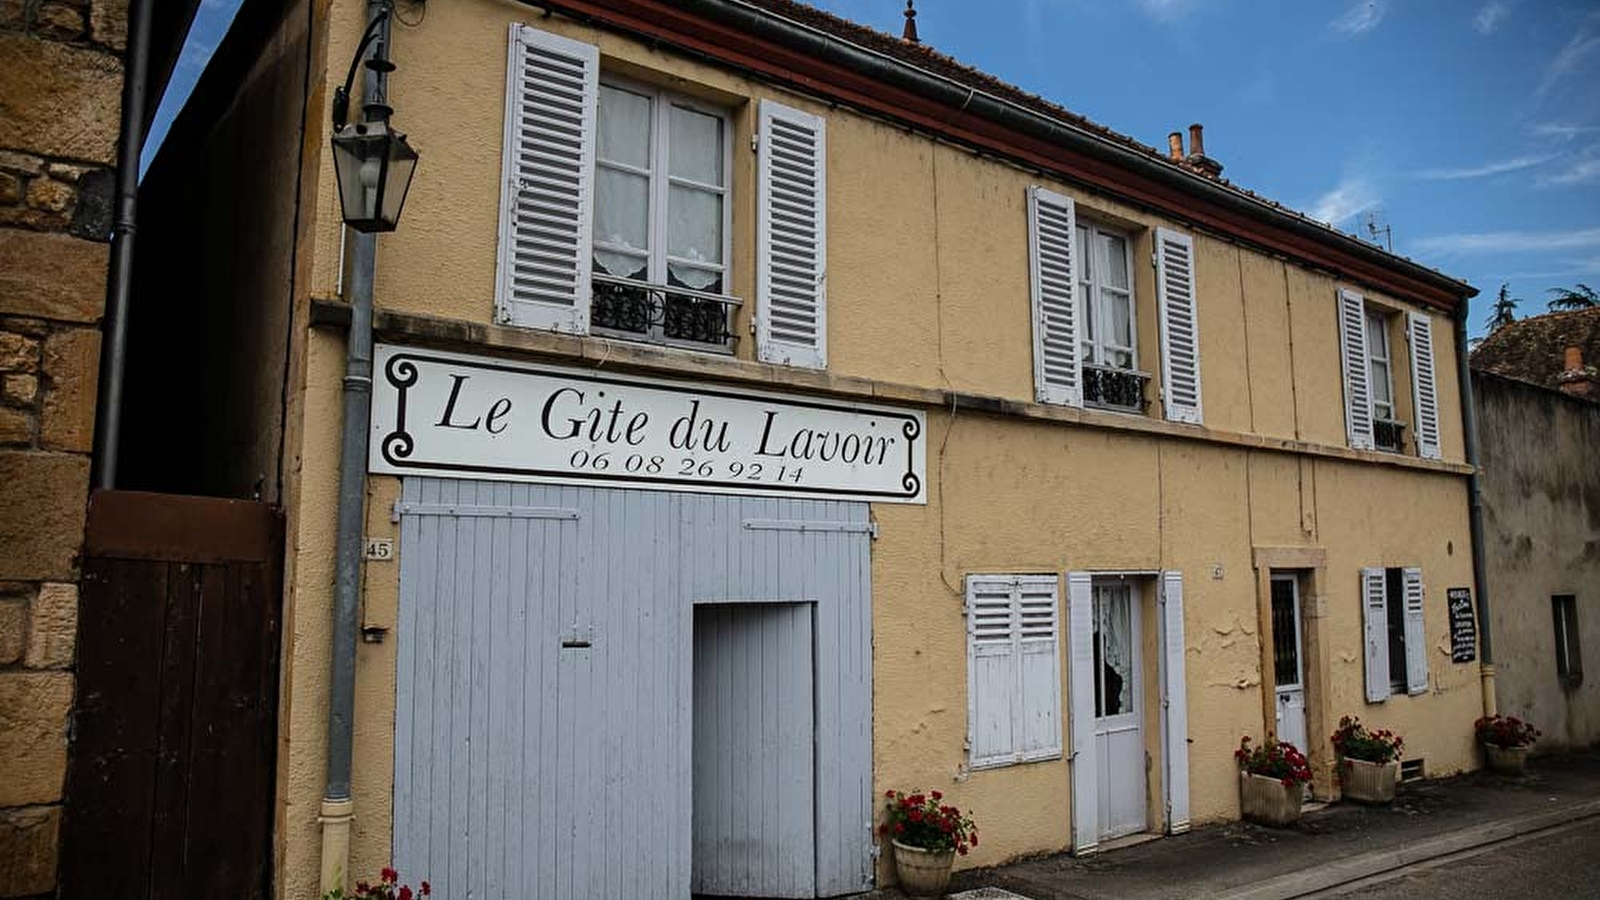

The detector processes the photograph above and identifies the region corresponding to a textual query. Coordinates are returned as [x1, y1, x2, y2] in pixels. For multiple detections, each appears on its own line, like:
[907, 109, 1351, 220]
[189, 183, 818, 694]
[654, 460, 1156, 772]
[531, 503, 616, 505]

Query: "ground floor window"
[1554, 594, 1583, 687]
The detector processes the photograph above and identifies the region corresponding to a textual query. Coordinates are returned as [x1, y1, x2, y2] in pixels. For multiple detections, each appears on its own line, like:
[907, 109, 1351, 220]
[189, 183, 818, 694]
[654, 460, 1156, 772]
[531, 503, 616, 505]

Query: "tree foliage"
[1488, 282, 1521, 331]
[1547, 283, 1599, 311]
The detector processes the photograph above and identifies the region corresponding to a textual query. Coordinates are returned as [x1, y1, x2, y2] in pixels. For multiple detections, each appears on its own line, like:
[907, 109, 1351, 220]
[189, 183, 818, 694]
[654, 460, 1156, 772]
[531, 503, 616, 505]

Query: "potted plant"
[1235, 735, 1312, 826]
[321, 867, 430, 900]
[878, 789, 977, 898]
[1475, 714, 1541, 775]
[1331, 715, 1404, 804]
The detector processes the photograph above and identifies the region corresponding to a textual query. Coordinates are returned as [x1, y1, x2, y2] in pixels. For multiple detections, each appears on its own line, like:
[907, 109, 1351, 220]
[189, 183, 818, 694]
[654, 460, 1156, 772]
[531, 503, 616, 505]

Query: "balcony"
[1374, 418, 1407, 453]
[1083, 363, 1151, 413]
[590, 274, 741, 354]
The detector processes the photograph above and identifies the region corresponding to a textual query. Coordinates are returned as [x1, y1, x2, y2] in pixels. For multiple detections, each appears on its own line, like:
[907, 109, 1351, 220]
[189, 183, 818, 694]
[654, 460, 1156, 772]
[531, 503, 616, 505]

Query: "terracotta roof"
[1470, 307, 1600, 395]
[735, 0, 1469, 291]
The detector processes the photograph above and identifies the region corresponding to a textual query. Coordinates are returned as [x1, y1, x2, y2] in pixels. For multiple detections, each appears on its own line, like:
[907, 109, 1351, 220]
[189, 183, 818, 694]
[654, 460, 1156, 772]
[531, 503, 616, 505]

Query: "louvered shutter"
[757, 100, 827, 369]
[1028, 187, 1083, 407]
[1067, 572, 1099, 855]
[495, 24, 598, 333]
[1155, 228, 1203, 424]
[966, 575, 1018, 768]
[1362, 567, 1391, 703]
[1402, 567, 1428, 695]
[1407, 312, 1442, 460]
[1158, 571, 1190, 834]
[1016, 576, 1063, 762]
[1338, 289, 1374, 450]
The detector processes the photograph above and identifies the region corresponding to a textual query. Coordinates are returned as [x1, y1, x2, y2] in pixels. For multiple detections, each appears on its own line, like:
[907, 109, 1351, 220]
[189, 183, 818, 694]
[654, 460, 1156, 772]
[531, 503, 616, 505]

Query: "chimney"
[902, 0, 919, 43]
[1183, 122, 1225, 179]
[1168, 131, 1185, 162]
[1556, 344, 1598, 401]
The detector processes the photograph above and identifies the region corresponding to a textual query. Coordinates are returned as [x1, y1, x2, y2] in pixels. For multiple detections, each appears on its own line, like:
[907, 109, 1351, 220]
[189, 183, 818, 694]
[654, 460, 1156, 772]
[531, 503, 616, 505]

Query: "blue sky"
[147, 0, 1600, 335]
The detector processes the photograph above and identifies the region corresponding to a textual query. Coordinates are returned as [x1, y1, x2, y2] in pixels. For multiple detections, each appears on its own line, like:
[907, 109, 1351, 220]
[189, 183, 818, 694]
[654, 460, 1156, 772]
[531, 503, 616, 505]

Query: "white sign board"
[370, 345, 927, 504]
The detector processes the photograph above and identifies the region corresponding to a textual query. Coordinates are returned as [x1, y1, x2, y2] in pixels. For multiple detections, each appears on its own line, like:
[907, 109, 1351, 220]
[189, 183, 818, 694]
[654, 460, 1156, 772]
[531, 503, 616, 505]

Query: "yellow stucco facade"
[270, 1, 1484, 895]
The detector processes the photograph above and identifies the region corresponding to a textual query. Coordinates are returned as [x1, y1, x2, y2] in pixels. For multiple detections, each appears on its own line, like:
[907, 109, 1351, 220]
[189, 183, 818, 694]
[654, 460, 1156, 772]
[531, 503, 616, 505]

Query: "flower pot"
[1340, 757, 1399, 804]
[1484, 743, 1530, 775]
[891, 840, 955, 898]
[1239, 771, 1303, 826]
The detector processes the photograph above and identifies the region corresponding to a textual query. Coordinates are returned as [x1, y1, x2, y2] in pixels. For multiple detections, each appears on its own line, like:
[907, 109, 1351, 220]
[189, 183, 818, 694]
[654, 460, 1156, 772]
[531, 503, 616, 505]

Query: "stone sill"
[308, 299, 1475, 478]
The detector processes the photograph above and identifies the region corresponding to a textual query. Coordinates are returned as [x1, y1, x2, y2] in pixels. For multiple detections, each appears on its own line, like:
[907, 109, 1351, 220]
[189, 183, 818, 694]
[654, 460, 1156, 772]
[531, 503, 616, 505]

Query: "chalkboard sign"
[1448, 587, 1477, 663]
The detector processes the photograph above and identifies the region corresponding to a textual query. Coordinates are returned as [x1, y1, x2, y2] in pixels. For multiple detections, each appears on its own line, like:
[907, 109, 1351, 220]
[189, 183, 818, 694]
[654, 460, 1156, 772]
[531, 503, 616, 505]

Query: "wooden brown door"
[60, 491, 283, 900]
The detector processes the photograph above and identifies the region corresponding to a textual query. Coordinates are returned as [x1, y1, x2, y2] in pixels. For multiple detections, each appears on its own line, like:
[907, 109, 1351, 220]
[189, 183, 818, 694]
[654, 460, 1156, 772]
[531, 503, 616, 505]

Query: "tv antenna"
[1363, 209, 1393, 253]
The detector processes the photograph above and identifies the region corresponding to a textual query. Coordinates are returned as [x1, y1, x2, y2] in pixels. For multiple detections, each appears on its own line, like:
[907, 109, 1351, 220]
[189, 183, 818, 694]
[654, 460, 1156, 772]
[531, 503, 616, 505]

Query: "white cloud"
[1411, 227, 1600, 256]
[1416, 153, 1558, 180]
[1538, 28, 1600, 97]
[1330, 1, 1386, 35]
[1309, 177, 1380, 225]
[1531, 122, 1600, 141]
[1473, 1, 1507, 34]
[1536, 155, 1600, 187]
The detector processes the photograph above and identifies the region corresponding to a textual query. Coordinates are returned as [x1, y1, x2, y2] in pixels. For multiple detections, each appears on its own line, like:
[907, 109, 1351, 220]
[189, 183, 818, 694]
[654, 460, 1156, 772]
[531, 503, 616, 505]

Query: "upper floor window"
[1077, 224, 1136, 372]
[590, 81, 733, 348]
[496, 24, 827, 366]
[1337, 290, 1441, 459]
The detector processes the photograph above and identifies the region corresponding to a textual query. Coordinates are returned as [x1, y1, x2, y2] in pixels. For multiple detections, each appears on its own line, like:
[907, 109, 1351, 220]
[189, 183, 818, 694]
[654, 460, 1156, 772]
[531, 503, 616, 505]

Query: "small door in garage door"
[693, 603, 815, 897]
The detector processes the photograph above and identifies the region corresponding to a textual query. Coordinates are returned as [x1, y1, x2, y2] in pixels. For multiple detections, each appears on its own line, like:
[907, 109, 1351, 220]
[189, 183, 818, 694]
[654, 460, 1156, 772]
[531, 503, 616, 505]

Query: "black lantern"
[332, 118, 417, 233]
[330, 5, 417, 232]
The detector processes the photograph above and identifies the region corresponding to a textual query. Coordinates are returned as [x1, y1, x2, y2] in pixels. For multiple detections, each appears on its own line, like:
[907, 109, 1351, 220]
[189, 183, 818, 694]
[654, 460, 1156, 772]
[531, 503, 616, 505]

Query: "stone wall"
[0, 1, 124, 896]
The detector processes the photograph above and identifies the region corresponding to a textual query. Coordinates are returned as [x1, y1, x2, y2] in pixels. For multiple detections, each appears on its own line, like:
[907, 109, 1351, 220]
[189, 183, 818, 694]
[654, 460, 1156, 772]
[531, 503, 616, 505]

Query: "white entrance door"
[1093, 582, 1146, 841]
[1271, 575, 1307, 752]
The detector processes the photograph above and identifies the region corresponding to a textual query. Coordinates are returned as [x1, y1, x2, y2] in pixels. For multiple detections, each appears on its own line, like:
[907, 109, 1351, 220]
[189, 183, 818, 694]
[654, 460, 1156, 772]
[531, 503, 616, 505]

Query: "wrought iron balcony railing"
[1083, 363, 1151, 413]
[590, 274, 741, 353]
[1374, 417, 1407, 452]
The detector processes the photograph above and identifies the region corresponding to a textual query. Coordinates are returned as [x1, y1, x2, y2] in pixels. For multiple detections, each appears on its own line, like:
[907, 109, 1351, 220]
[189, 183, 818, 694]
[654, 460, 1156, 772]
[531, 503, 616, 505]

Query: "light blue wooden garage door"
[393, 478, 873, 899]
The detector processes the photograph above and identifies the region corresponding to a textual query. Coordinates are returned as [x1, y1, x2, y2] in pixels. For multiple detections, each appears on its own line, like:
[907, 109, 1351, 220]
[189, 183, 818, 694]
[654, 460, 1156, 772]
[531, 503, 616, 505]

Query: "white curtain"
[1095, 583, 1134, 716]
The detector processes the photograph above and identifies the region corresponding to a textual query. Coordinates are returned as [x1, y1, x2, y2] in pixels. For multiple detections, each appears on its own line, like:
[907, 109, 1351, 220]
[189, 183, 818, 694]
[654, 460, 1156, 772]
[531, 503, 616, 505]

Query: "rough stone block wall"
[0, 1, 123, 896]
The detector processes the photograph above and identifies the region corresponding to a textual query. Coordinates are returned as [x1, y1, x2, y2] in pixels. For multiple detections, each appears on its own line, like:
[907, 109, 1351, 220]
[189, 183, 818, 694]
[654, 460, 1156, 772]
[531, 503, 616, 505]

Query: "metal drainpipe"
[92, 0, 154, 490]
[1455, 307, 1496, 717]
[319, 0, 389, 892]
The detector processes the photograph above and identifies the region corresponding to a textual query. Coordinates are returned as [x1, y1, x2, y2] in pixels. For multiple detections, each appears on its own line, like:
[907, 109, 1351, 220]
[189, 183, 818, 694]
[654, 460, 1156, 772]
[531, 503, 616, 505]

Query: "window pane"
[597, 85, 652, 169]
[668, 263, 721, 293]
[1099, 232, 1130, 290]
[668, 184, 722, 264]
[668, 104, 723, 185]
[1371, 360, 1393, 405]
[595, 167, 649, 253]
[1105, 288, 1133, 352]
[1093, 584, 1134, 718]
[1365, 312, 1388, 360]
[1386, 568, 1407, 689]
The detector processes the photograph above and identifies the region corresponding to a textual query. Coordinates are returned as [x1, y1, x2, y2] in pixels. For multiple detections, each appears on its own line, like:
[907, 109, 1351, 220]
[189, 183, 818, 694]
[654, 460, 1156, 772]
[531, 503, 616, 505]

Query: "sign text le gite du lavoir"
[369, 345, 928, 504]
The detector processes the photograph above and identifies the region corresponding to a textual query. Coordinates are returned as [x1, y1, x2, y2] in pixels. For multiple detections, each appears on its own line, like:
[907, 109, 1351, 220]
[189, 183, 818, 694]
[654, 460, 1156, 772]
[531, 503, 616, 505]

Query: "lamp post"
[330, 4, 418, 232]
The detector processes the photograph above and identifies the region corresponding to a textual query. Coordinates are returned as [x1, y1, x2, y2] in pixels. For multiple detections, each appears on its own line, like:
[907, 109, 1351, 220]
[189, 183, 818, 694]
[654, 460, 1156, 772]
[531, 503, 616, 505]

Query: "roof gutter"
[533, 0, 1476, 306]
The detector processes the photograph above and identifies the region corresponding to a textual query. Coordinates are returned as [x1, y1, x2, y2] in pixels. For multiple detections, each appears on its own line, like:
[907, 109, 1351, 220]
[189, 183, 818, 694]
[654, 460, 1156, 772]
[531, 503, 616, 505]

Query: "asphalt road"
[1316, 817, 1600, 899]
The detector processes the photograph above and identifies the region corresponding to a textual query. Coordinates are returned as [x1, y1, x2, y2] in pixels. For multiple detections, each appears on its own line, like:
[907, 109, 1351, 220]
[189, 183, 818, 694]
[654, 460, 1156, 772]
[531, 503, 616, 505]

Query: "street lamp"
[331, 5, 418, 233]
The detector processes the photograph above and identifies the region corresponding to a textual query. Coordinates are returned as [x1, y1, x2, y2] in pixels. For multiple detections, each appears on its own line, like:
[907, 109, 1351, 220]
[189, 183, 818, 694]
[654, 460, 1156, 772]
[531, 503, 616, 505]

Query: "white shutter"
[1028, 187, 1083, 407]
[1067, 572, 1099, 855]
[1158, 571, 1190, 834]
[1362, 567, 1391, 703]
[966, 575, 1061, 769]
[1403, 567, 1429, 695]
[756, 100, 827, 369]
[1155, 228, 1203, 424]
[1407, 312, 1442, 460]
[1338, 289, 1374, 450]
[495, 24, 598, 333]
[1016, 576, 1063, 762]
[966, 575, 1018, 768]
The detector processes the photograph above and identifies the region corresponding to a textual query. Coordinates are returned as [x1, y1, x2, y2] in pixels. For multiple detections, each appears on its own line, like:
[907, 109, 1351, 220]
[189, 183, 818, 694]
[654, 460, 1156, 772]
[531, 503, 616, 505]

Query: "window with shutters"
[589, 79, 738, 351]
[1076, 223, 1150, 413]
[1339, 290, 1442, 458]
[1362, 566, 1428, 701]
[966, 574, 1063, 769]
